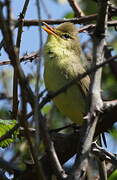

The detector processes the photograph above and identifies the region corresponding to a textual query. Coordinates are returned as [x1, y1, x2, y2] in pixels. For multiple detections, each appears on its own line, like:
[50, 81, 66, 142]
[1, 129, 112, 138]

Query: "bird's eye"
[61, 33, 71, 39]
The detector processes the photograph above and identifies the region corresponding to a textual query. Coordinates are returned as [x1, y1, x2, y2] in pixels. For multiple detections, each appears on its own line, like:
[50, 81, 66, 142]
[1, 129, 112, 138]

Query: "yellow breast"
[44, 55, 86, 125]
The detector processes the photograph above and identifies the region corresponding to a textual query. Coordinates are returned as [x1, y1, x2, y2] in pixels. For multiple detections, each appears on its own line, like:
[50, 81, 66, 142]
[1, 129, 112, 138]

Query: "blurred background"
[0, 0, 117, 179]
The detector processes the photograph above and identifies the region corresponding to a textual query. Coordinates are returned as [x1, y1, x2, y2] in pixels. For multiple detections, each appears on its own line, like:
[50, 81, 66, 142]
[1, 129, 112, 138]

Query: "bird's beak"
[41, 22, 58, 37]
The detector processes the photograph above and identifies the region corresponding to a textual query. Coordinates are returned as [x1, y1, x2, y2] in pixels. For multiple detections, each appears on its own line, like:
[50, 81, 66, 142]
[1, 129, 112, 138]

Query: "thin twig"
[33, 0, 46, 179]
[97, 160, 107, 180]
[92, 142, 117, 166]
[19, 17, 117, 27]
[0, 15, 117, 29]
[0, 93, 12, 100]
[17, 14, 97, 26]
[0, 39, 4, 50]
[0, 3, 44, 179]
[34, 0, 43, 146]
[20, 83, 45, 180]
[68, 0, 85, 17]
[0, 124, 19, 143]
[39, 114, 68, 179]
[0, 51, 40, 66]
[0, 2, 45, 179]
[12, 0, 30, 119]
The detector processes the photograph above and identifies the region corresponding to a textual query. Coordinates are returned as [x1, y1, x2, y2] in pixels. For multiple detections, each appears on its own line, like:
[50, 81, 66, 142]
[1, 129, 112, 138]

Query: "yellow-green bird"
[43, 22, 90, 125]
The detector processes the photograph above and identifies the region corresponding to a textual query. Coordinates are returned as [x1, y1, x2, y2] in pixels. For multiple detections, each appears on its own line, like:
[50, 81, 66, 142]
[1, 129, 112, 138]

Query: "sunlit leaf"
[110, 128, 117, 140]
[109, 170, 117, 180]
[64, 12, 74, 19]
[42, 104, 52, 115]
[0, 119, 19, 148]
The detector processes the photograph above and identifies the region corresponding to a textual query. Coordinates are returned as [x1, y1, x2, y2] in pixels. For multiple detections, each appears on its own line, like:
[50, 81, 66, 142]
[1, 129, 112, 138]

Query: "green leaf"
[109, 170, 117, 180]
[42, 104, 52, 115]
[110, 128, 117, 140]
[0, 119, 19, 148]
[64, 12, 74, 19]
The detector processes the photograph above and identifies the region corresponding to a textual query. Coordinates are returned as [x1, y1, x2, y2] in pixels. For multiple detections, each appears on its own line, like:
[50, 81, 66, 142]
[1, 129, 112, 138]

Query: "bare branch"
[67, 1, 110, 179]
[0, 51, 40, 66]
[17, 14, 97, 26]
[0, 3, 44, 179]
[12, 0, 30, 119]
[97, 160, 107, 180]
[39, 115, 68, 179]
[92, 142, 117, 166]
[17, 18, 117, 27]
[68, 0, 85, 17]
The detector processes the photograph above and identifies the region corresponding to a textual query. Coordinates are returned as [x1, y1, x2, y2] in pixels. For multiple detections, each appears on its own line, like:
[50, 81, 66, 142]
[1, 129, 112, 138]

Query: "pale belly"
[53, 85, 85, 124]
[44, 61, 85, 125]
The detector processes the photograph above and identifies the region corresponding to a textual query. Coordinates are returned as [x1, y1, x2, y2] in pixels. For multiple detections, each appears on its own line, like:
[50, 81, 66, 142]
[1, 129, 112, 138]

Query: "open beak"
[41, 22, 58, 37]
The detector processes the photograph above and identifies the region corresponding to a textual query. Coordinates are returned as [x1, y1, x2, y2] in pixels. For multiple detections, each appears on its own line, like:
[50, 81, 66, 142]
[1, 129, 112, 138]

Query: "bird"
[42, 22, 90, 125]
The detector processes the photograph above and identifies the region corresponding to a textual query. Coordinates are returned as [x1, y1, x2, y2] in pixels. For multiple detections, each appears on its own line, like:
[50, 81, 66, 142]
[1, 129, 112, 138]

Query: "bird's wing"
[78, 75, 90, 98]
[71, 56, 90, 98]
[77, 53, 90, 97]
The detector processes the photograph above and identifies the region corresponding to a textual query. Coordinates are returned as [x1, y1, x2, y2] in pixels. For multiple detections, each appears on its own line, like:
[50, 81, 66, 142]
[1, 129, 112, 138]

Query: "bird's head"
[42, 22, 81, 55]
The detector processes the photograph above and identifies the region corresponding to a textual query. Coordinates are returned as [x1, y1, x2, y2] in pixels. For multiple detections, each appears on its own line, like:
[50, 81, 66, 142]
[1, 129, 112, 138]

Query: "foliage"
[109, 170, 117, 180]
[0, 119, 18, 148]
[0, 0, 117, 179]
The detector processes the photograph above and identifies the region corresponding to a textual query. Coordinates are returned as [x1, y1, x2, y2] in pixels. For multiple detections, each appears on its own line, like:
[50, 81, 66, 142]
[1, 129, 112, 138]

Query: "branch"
[0, 124, 19, 143]
[68, 1, 110, 179]
[11, 101, 117, 179]
[20, 85, 45, 180]
[0, 93, 12, 100]
[0, 51, 40, 66]
[0, 3, 44, 180]
[19, 111, 117, 180]
[0, 10, 35, 108]
[38, 55, 117, 110]
[17, 18, 117, 27]
[68, 0, 85, 17]
[39, 114, 68, 179]
[12, 0, 30, 119]
[97, 160, 107, 180]
[24, 54, 117, 121]
[92, 142, 117, 166]
[17, 14, 97, 26]
[34, 0, 43, 159]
